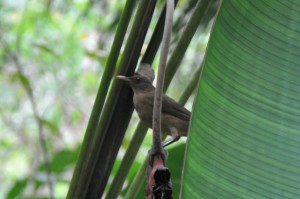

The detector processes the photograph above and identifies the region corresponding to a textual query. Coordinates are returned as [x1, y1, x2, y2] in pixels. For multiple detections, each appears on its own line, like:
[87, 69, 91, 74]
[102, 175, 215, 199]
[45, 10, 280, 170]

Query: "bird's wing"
[162, 95, 191, 121]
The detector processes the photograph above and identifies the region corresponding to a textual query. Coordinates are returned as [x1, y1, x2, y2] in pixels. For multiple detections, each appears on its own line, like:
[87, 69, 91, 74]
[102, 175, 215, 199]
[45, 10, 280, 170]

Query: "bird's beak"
[116, 75, 130, 82]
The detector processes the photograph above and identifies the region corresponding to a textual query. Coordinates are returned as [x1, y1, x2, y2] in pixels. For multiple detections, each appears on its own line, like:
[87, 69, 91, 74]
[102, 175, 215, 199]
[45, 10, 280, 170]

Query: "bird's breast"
[133, 92, 154, 126]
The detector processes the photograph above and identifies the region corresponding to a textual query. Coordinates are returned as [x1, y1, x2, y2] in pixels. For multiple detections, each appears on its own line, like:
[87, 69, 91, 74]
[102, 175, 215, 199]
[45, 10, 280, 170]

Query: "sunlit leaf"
[80, 72, 99, 94]
[70, 108, 82, 123]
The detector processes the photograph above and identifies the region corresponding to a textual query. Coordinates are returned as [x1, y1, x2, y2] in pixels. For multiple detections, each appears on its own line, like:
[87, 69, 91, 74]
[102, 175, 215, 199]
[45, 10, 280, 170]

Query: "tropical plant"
[182, 0, 300, 198]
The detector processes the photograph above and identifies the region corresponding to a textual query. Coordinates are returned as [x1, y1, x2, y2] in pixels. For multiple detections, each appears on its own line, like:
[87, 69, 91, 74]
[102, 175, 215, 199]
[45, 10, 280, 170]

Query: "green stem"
[67, 1, 138, 198]
[84, 0, 157, 197]
[124, 158, 149, 199]
[164, 0, 211, 92]
[105, 122, 148, 199]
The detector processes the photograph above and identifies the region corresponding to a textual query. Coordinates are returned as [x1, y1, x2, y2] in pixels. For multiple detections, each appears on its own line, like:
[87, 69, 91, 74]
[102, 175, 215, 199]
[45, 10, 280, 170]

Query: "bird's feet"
[148, 146, 168, 166]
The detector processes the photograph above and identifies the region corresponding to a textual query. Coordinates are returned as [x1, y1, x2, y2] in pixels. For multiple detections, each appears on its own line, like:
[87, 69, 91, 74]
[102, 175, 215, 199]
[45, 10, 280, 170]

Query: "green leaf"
[41, 119, 59, 134]
[33, 43, 57, 57]
[182, 0, 300, 198]
[51, 148, 80, 174]
[79, 72, 98, 94]
[39, 148, 80, 174]
[6, 179, 28, 199]
[70, 108, 82, 123]
[9, 72, 31, 91]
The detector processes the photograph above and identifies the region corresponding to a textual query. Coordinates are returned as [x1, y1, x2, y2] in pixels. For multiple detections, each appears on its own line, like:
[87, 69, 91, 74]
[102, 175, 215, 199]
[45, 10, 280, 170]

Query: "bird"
[116, 64, 191, 147]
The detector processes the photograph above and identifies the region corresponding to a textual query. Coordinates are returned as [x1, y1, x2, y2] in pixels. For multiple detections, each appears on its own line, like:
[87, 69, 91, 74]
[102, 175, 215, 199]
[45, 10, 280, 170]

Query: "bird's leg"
[162, 127, 180, 147]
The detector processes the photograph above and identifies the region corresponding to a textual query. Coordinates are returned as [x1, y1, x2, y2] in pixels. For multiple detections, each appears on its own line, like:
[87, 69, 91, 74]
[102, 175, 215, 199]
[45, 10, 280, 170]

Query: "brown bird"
[117, 64, 190, 146]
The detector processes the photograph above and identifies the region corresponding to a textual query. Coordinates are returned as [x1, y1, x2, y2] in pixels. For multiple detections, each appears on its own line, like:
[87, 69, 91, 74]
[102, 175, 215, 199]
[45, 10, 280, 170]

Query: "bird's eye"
[136, 77, 141, 81]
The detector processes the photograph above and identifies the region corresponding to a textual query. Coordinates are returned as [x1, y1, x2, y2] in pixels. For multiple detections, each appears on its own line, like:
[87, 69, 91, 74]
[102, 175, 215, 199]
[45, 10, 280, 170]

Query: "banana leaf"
[182, 1, 300, 198]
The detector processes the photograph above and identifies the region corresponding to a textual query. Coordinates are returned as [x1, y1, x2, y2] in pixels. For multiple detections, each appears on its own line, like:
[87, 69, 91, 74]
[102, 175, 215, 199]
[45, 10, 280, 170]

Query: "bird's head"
[116, 73, 154, 92]
[116, 63, 155, 92]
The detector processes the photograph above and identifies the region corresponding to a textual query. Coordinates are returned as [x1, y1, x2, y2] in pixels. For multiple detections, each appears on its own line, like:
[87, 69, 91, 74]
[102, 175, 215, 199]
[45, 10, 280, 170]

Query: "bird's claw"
[148, 147, 168, 166]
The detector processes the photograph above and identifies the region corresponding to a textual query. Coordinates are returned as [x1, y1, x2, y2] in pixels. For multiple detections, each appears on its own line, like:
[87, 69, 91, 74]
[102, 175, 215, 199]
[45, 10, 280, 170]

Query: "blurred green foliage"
[0, 0, 209, 198]
[0, 0, 121, 198]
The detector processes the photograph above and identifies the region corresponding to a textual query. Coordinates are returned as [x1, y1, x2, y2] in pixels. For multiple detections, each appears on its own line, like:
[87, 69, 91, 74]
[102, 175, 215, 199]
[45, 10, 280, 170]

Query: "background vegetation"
[0, 0, 211, 198]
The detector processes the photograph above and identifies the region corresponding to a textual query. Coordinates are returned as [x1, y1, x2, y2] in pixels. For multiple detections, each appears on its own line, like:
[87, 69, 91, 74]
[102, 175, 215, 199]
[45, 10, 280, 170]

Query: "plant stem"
[151, 0, 174, 160]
